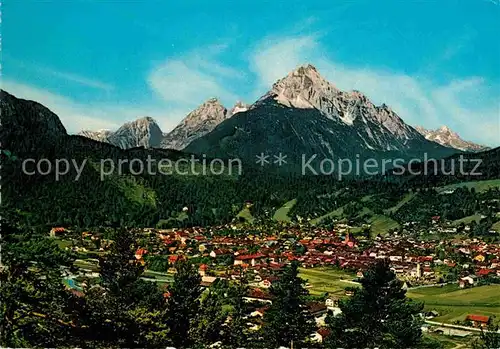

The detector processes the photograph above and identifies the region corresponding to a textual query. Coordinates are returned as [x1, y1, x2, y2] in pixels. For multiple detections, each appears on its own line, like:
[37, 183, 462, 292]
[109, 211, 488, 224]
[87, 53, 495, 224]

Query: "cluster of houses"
[135, 224, 500, 287]
[49, 222, 500, 341]
[51, 222, 500, 290]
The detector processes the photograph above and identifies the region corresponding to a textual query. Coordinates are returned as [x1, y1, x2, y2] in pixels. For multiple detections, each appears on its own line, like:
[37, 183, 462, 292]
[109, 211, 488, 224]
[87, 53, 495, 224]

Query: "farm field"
[54, 239, 73, 249]
[407, 284, 500, 323]
[301, 270, 500, 325]
[423, 333, 470, 349]
[299, 267, 358, 296]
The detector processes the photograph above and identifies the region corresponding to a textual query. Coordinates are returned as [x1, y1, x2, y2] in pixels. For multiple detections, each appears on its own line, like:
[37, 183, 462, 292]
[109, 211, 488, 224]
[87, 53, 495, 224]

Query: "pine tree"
[166, 259, 202, 348]
[225, 281, 250, 348]
[261, 261, 314, 348]
[191, 279, 230, 347]
[325, 259, 424, 348]
[78, 228, 169, 347]
[0, 222, 79, 347]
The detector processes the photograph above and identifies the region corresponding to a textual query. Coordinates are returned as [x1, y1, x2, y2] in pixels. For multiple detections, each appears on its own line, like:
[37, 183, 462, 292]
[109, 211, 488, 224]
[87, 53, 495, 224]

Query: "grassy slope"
[384, 192, 416, 214]
[451, 214, 483, 226]
[310, 204, 399, 235]
[236, 207, 255, 223]
[491, 220, 500, 232]
[117, 177, 157, 208]
[273, 199, 297, 222]
[310, 206, 345, 225]
[157, 211, 188, 227]
[368, 214, 400, 234]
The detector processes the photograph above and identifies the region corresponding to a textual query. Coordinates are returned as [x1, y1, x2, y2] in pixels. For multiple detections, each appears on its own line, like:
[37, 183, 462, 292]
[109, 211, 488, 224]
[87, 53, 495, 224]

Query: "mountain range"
[415, 125, 488, 152]
[76, 64, 487, 161]
[79, 100, 250, 151]
[185, 65, 456, 168]
[161, 98, 245, 150]
[1, 87, 499, 228]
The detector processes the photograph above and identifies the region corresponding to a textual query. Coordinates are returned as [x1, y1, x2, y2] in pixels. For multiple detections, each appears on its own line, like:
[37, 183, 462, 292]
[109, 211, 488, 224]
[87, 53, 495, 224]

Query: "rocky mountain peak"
[117, 116, 159, 132]
[78, 129, 113, 143]
[256, 64, 418, 144]
[109, 116, 163, 149]
[294, 63, 320, 76]
[229, 101, 249, 117]
[438, 125, 452, 133]
[161, 99, 230, 150]
[415, 125, 488, 152]
[137, 116, 156, 123]
[268, 64, 340, 110]
[414, 126, 429, 136]
[182, 98, 228, 125]
[205, 97, 222, 105]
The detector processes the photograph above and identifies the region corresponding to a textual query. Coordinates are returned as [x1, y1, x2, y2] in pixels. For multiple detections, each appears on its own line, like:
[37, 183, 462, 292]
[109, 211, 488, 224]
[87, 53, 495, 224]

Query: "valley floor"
[299, 266, 500, 325]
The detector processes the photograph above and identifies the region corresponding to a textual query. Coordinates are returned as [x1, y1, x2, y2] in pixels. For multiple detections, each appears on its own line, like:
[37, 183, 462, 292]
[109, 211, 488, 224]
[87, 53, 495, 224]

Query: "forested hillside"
[2, 90, 499, 231]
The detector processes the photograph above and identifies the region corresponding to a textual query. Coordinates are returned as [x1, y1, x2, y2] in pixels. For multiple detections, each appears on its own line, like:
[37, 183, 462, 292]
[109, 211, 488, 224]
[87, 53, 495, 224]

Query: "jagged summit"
[253, 63, 418, 145]
[262, 63, 340, 112]
[78, 129, 112, 143]
[229, 101, 249, 117]
[136, 116, 156, 123]
[77, 116, 164, 149]
[294, 63, 320, 74]
[184, 64, 461, 162]
[182, 98, 228, 123]
[206, 97, 221, 104]
[160, 98, 230, 150]
[415, 125, 488, 152]
[108, 116, 163, 149]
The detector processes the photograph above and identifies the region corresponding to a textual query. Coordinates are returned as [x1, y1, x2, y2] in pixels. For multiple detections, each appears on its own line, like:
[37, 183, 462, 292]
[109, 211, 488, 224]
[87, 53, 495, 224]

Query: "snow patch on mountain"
[78, 129, 113, 143]
[415, 125, 489, 152]
[229, 101, 250, 117]
[254, 64, 423, 151]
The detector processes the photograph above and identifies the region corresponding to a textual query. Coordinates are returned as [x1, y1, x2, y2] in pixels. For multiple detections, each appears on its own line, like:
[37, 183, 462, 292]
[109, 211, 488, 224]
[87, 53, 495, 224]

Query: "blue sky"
[3, 0, 499, 145]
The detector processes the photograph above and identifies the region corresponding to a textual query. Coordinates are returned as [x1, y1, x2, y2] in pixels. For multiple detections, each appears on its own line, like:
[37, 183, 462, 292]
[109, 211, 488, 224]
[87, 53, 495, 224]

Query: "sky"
[3, 0, 500, 146]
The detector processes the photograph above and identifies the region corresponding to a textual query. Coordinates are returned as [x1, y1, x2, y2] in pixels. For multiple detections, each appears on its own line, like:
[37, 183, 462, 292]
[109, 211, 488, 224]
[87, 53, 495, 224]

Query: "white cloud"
[5, 46, 244, 135]
[250, 35, 318, 92]
[431, 78, 500, 145]
[249, 35, 500, 146]
[148, 46, 241, 108]
[40, 68, 115, 91]
[9, 59, 115, 91]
